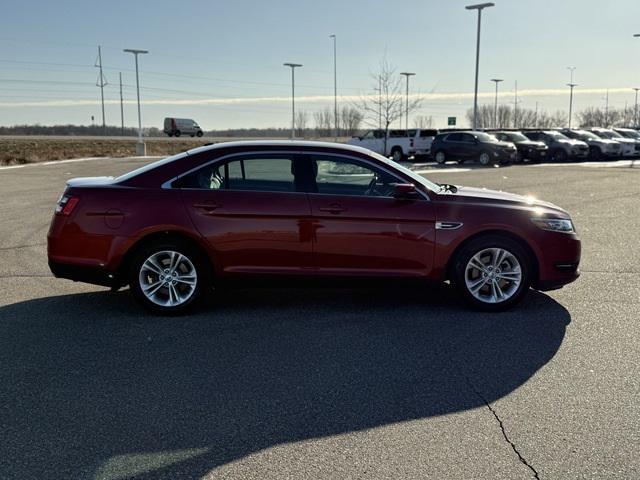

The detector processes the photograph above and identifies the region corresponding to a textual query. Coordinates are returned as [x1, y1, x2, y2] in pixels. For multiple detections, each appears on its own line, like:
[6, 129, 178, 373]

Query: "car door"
[178, 153, 313, 275]
[303, 153, 436, 276]
[459, 133, 478, 159]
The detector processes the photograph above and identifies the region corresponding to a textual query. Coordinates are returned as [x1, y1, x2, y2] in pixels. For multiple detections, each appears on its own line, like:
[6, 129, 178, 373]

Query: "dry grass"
[0, 136, 348, 166]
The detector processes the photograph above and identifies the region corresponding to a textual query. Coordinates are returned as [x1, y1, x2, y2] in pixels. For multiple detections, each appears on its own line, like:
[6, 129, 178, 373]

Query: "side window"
[311, 155, 400, 197]
[420, 129, 437, 137]
[177, 155, 296, 192]
[495, 133, 505, 141]
[460, 133, 476, 144]
[446, 133, 463, 142]
[363, 131, 375, 139]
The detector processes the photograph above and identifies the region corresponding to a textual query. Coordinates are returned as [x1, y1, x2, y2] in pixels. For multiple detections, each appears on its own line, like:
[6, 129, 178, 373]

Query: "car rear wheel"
[391, 147, 404, 162]
[434, 150, 446, 164]
[129, 242, 207, 314]
[452, 235, 531, 311]
[196, 131, 203, 137]
[174, 130, 182, 138]
[478, 151, 492, 166]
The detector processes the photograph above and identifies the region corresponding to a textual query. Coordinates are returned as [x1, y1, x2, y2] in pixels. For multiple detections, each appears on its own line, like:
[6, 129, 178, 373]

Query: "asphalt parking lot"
[1, 156, 639, 480]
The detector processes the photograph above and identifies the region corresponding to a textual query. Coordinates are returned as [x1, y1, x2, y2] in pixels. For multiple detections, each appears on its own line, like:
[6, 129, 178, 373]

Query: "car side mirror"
[392, 183, 419, 199]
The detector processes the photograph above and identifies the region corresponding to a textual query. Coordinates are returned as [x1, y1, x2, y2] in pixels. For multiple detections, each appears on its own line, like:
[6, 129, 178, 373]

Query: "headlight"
[531, 217, 575, 233]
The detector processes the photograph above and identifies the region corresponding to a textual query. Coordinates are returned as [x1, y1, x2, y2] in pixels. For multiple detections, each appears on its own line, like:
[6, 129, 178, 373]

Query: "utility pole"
[283, 63, 302, 139]
[513, 80, 520, 129]
[330, 34, 338, 141]
[604, 89, 609, 126]
[378, 75, 382, 129]
[400, 72, 415, 132]
[490, 78, 503, 128]
[123, 48, 149, 155]
[466, 2, 495, 130]
[95, 45, 107, 134]
[633, 88, 640, 128]
[567, 67, 577, 129]
[119, 72, 124, 136]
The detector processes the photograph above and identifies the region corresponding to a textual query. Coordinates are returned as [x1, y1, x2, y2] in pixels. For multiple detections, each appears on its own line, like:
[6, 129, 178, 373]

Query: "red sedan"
[48, 141, 580, 314]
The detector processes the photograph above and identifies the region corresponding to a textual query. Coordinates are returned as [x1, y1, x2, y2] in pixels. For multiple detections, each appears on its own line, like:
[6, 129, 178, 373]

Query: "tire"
[174, 130, 182, 138]
[452, 234, 532, 311]
[190, 134, 195, 138]
[167, 133, 173, 138]
[588, 147, 602, 161]
[478, 151, 492, 166]
[434, 150, 447, 164]
[391, 147, 405, 162]
[196, 131, 203, 137]
[551, 149, 567, 162]
[129, 240, 208, 315]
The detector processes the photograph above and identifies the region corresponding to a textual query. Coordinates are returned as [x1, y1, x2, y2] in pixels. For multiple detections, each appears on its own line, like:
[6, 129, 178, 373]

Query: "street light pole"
[123, 48, 149, 155]
[283, 63, 302, 139]
[400, 72, 415, 132]
[567, 67, 577, 129]
[466, 2, 495, 130]
[330, 35, 338, 141]
[490, 78, 503, 128]
[633, 88, 640, 128]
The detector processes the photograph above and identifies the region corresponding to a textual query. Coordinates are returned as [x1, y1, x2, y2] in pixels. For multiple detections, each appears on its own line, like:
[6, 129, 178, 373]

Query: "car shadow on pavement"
[0, 284, 570, 479]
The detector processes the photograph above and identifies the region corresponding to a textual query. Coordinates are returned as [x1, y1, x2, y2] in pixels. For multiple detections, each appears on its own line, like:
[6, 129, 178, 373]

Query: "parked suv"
[587, 127, 640, 157]
[163, 118, 204, 137]
[430, 131, 517, 165]
[558, 129, 622, 160]
[522, 130, 589, 162]
[491, 130, 548, 162]
[347, 129, 438, 161]
[613, 127, 640, 141]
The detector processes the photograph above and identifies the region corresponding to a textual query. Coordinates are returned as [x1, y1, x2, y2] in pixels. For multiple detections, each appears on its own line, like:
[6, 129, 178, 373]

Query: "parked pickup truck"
[347, 128, 438, 162]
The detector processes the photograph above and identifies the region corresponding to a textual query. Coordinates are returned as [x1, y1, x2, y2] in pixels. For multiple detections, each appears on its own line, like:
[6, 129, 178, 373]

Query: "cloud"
[0, 87, 633, 108]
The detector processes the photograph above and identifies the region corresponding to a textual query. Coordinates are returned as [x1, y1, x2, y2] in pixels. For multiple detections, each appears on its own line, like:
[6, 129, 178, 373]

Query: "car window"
[311, 155, 400, 198]
[460, 133, 476, 143]
[363, 131, 375, 139]
[419, 129, 438, 137]
[446, 133, 463, 142]
[177, 155, 296, 192]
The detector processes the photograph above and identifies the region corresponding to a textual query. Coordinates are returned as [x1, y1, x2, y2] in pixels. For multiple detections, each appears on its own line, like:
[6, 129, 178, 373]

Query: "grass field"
[0, 136, 311, 166]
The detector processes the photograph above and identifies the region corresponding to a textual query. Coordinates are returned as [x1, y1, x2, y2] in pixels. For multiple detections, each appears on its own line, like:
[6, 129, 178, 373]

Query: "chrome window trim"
[161, 149, 432, 201]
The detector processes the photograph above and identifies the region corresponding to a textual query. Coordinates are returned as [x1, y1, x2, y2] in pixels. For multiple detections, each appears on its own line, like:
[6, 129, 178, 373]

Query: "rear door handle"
[319, 203, 347, 214]
[192, 202, 220, 212]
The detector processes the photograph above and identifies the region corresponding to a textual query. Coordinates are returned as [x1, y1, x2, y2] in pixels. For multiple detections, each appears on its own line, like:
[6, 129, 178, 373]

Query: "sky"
[1, 0, 639, 130]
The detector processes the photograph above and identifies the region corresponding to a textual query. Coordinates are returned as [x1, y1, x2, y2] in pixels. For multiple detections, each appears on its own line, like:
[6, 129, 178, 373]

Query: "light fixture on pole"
[567, 67, 577, 129]
[123, 48, 149, 155]
[400, 72, 415, 132]
[466, 2, 495, 130]
[490, 78, 503, 128]
[330, 34, 338, 142]
[283, 63, 302, 139]
[633, 87, 640, 128]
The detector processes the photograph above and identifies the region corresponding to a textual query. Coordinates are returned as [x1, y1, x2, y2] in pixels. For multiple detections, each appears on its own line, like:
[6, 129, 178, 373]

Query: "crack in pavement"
[460, 369, 541, 480]
[0, 243, 47, 251]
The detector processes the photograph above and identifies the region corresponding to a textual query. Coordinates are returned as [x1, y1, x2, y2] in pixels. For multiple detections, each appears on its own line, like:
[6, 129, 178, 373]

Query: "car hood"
[515, 140, 547, 148]
[558, 139, 587, 147]
[443, 186, 568, 215]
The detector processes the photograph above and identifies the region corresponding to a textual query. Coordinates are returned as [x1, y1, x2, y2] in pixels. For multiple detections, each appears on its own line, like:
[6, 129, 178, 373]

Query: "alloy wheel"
[464, 247, 522, 304]
[138, 250, 198, 307]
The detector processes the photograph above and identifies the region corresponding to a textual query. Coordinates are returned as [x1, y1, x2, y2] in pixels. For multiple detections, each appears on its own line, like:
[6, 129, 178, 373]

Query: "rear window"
[419, 129, 438, 137]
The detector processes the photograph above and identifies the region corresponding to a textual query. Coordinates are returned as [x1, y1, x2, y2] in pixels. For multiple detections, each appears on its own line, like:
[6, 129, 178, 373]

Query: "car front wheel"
[478, 151, 492, 166]
[129, 242, 206, 314]
[453, 235, 531, 311]
[434, 150, 447, 164]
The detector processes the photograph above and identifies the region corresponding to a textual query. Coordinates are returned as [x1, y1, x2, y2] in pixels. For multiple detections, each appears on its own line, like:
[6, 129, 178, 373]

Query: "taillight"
[55, 195, 80, 216]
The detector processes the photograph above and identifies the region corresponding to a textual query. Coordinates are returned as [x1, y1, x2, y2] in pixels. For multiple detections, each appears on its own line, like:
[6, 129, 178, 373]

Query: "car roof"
[185, 140, 376, 157]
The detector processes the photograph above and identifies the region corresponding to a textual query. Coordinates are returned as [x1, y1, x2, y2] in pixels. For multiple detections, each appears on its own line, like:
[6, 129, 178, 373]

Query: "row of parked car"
[347, 127, 640, 165]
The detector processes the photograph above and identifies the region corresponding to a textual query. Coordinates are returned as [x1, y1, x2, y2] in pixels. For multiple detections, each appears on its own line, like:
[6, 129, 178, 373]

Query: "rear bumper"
[49, 260, 116, 288]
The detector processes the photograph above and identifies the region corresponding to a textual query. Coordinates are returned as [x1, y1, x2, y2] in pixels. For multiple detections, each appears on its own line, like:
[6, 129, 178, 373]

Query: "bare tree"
[466, 105, 569, 129]
[577, 106, 637, 128]
[295, 110, 308, 138]
[313, 107, 333, 137]
[357, 58, 420, 155]
[340, 106, 364, 137]
[413, 115, 434, 129]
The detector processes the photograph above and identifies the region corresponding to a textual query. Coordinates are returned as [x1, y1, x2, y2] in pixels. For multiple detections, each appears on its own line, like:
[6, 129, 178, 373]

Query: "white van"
[347, 129, 438, 161]
[163, 118, 203, 137]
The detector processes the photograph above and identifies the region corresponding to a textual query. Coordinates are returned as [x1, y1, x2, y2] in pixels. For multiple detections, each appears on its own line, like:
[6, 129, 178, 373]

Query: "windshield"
[545, 131, 569, 140]
[575, 130, 600, 140]
[596, 130, 622, 139]
[475, 132, 500, 143]
[503, 132, 528, 142]
[618, 129, 640, 139]
[367, 151, 441, 193]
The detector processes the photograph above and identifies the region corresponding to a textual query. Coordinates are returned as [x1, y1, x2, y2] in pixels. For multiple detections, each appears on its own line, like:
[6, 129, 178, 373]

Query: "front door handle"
[319, 203, 347, 214]
[192, 202, 220, 212]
